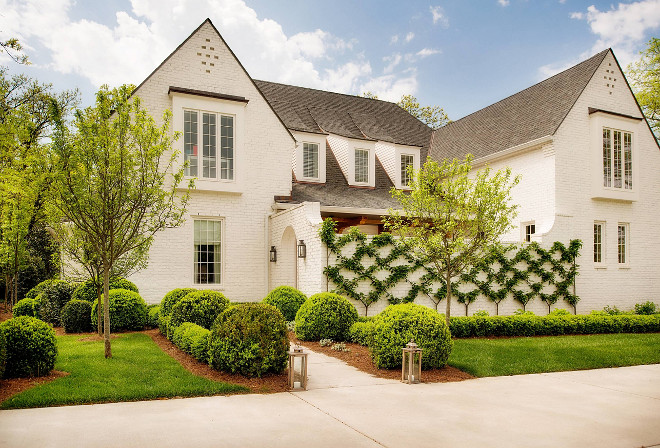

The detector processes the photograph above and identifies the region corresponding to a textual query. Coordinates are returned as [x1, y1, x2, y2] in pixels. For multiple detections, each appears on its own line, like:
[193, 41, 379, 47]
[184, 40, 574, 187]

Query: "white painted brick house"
[128, 19, 660, 315]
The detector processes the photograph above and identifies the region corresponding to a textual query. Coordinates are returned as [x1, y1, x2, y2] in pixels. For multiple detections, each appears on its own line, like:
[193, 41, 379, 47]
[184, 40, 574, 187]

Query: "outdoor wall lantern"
[288, 345, 308, 390]
[297, 240, 306, 258]
[401, 339, 422, 384]
[269, 246, 277, 262]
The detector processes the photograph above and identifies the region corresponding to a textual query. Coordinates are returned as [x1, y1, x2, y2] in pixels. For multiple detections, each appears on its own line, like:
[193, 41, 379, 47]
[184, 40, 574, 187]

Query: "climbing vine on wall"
[320, 218, 582, 315]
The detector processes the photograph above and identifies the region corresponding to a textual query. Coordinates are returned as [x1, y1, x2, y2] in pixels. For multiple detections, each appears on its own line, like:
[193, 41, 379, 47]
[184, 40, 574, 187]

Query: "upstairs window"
[603, 128, 632, 190]
[184, 109, 234, 180]
[401, 154, 414, 187]
[355, 148, 369, 183]
[194, 219, 222, 284]
[303, 142, 319, 179]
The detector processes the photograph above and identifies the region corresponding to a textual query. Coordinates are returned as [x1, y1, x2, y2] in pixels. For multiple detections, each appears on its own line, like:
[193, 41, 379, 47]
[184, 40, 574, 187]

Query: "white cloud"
[383, 53, 402, 74]
[416, 48, 440, 58]
[405, 32, 415, 43]
[390, 34, 399, 44]
[359, 72, 418, 102]
[498, 0, 510, 7]
[430, 6, 449, 27]
[569, 12, 584, 20]
[0, 0, 417, 98]
[570, 0, 660, 64]
[559, 0, 567, 4]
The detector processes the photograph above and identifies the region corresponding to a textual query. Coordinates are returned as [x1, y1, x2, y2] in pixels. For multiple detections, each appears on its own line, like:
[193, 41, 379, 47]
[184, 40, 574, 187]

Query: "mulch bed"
[289, 332, 474, 383]
[0, 370, 69, 403]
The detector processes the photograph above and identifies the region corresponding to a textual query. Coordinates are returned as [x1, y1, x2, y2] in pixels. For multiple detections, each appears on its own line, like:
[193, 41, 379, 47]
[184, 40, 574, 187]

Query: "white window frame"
[593, 221, 605, 266]
[193, 218, 224, 286]
[400, 153, 415, 188]
[302, 142, 320, 180]
[617, 222, 629, 266]
[522, 221, 536, 242]
[354, 148, 370, 184]
[184, 108, 235, 181]
[602, 127, 632, 191]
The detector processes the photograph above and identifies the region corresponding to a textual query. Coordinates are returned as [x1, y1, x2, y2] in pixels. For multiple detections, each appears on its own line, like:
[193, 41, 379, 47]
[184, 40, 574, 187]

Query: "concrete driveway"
[1, 350, 658, 448]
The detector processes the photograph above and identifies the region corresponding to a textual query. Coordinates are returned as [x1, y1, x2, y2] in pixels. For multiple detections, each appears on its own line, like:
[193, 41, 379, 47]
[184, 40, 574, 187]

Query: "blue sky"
[1, 0, 659, 120]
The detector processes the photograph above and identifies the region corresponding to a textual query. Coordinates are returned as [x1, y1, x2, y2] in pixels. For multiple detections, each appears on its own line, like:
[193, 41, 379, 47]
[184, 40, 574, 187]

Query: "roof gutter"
[273, 202, 396, 216]
[472, 135, 553, 168]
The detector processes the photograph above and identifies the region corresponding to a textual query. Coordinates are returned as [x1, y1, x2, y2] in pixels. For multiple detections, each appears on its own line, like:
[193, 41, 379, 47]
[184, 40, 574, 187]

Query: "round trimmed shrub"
[349, 321, 374, 346]
[160, 288, 197, 316]
[25, 279, 60, 300]
[147, 305, 160, 328]
[295, 292, 358, 341]
[170, 290, 230, 330]
[61, 300, 93, 333]
[172, 322, 210, 362]
[158, 313, 172, 338]
[72, 277, 139, 303]
[91, 289, 148, 331]
[263, 286, 307, 321]
[37, 281, 75, 326]
[370, 303, 453, 369]
[0, 316, 57, 378]
[208, 303, 289, 377]
[13, 298, 39, 318]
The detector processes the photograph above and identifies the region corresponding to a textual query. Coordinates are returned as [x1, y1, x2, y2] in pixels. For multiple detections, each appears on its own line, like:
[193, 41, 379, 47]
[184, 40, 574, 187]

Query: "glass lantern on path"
[402, 339, 422, 384]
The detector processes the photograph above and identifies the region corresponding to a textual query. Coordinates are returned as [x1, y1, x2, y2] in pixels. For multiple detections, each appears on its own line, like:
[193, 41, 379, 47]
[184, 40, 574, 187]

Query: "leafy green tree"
[627, 38, 660, 140]
[51, 85, 192, 357]
[386, 155, 519, 325]
[0, 38, 28, 64]
[397, 94, 450, 129]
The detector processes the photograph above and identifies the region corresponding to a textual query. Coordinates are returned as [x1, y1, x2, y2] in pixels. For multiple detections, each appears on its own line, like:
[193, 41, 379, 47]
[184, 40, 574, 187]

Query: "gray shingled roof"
[255, 80, 432, 148]
[289, 142, 400, 210]
[429, 49, 610, 161]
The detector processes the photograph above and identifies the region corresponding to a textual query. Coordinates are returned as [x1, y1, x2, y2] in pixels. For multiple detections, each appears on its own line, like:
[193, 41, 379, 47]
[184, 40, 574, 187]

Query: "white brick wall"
[128, 22, 294, 304]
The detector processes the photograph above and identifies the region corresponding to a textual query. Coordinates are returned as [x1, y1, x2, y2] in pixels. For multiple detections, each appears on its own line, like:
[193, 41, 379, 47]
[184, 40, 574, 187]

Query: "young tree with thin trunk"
[51, 85, 191, 358]
[386, 155, 519, 326]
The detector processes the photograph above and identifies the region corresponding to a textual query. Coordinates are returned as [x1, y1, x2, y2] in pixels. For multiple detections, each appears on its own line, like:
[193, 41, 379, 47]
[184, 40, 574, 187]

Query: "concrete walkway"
[1, 347, 659, 448]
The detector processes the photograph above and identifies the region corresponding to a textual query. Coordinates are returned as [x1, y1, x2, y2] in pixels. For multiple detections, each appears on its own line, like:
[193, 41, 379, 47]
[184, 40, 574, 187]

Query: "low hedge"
[208, 303, 289, 377]
[72, 278, 139, 303]
[349, 321, 374, 346]
[158, 313, 172, 338]
[37, 281, 75, 326]
[0, 316, 57, 378]
[171, 322, 211, 362]
[170, 290, 229, 330]
[160, 288, 197, 316]
[13, 298, 39, 318]
[295, 293, 358, 341]
[91, 289, 148, 331]
[371, 303, 453, 369]
[449, 314, 660, 338]
[263, 286, 307, 321]
[147, 305, 160, 328]
[61, 300, 93, 333]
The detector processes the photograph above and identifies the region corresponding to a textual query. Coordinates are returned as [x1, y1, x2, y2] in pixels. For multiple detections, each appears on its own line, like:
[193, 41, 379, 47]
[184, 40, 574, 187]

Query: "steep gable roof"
[429, 49, 610, 161]
[255, 80, 432, 148]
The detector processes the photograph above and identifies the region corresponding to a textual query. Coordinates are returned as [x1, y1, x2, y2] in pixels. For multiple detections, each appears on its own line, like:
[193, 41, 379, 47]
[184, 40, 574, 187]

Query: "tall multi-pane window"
[603, 128, 632, 190]
[194, 220, 222, 284]
[185, 110, 233, 180]
[593, 222, 603, 263]
[303, 142, 319, 179]
[355, 149, 369, 183]
[220, 115, 234, 180]
[401, 154, 414, 187]
[184, 111, 198, 177]
[618, 223, 628, 264]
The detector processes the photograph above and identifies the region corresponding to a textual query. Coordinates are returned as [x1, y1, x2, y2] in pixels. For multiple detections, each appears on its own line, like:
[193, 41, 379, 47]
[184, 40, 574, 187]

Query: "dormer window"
[400, 154, 414, 187]
[184, 109, 234, 180]
[355, 148, 370, 184]
[303, 142, 319, 179]
[602, 128, 632, 190]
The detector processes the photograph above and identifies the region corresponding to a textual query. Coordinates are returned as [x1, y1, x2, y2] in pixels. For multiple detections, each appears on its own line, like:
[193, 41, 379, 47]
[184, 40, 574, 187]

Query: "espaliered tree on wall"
[386, 155, 520, 326]
[321, 218, 582, 316]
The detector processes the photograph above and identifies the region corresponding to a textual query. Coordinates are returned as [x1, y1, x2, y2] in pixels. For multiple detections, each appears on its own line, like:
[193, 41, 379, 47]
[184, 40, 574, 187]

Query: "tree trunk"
[103, 263, 112, 358]
[445, 274, 452, 327]
[495, 302, 499, 316]
[96, 282, 102, 336]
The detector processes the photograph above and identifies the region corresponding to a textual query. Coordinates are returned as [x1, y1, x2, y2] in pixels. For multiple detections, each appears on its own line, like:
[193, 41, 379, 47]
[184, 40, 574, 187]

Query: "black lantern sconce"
[297, 240, 306, 258]
[269, 246, 277, 263]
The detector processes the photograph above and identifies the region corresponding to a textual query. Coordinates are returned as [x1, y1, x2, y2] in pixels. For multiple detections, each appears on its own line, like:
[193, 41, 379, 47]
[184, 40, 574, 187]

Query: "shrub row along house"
[126, 19, 660, 315]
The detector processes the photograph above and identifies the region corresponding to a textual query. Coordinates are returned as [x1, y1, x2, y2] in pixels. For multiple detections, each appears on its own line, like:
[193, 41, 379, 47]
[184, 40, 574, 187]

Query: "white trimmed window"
[617, 223, 629, 264]
[523, 222, 536, 242]
[194, 219, 222, 284]
[602, 128, 632, 190]
[400, 154, 414, 187]
[303, 142, 319, 179]
[593, 222, 604, 263]
[184, 110, 234, 180]
[355, 148, 369, 184]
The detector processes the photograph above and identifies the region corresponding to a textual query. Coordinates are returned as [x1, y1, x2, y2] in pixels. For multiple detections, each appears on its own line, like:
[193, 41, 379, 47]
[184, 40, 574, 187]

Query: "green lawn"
[448, 333, 660, 377]
[1, 333, 248, 409]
